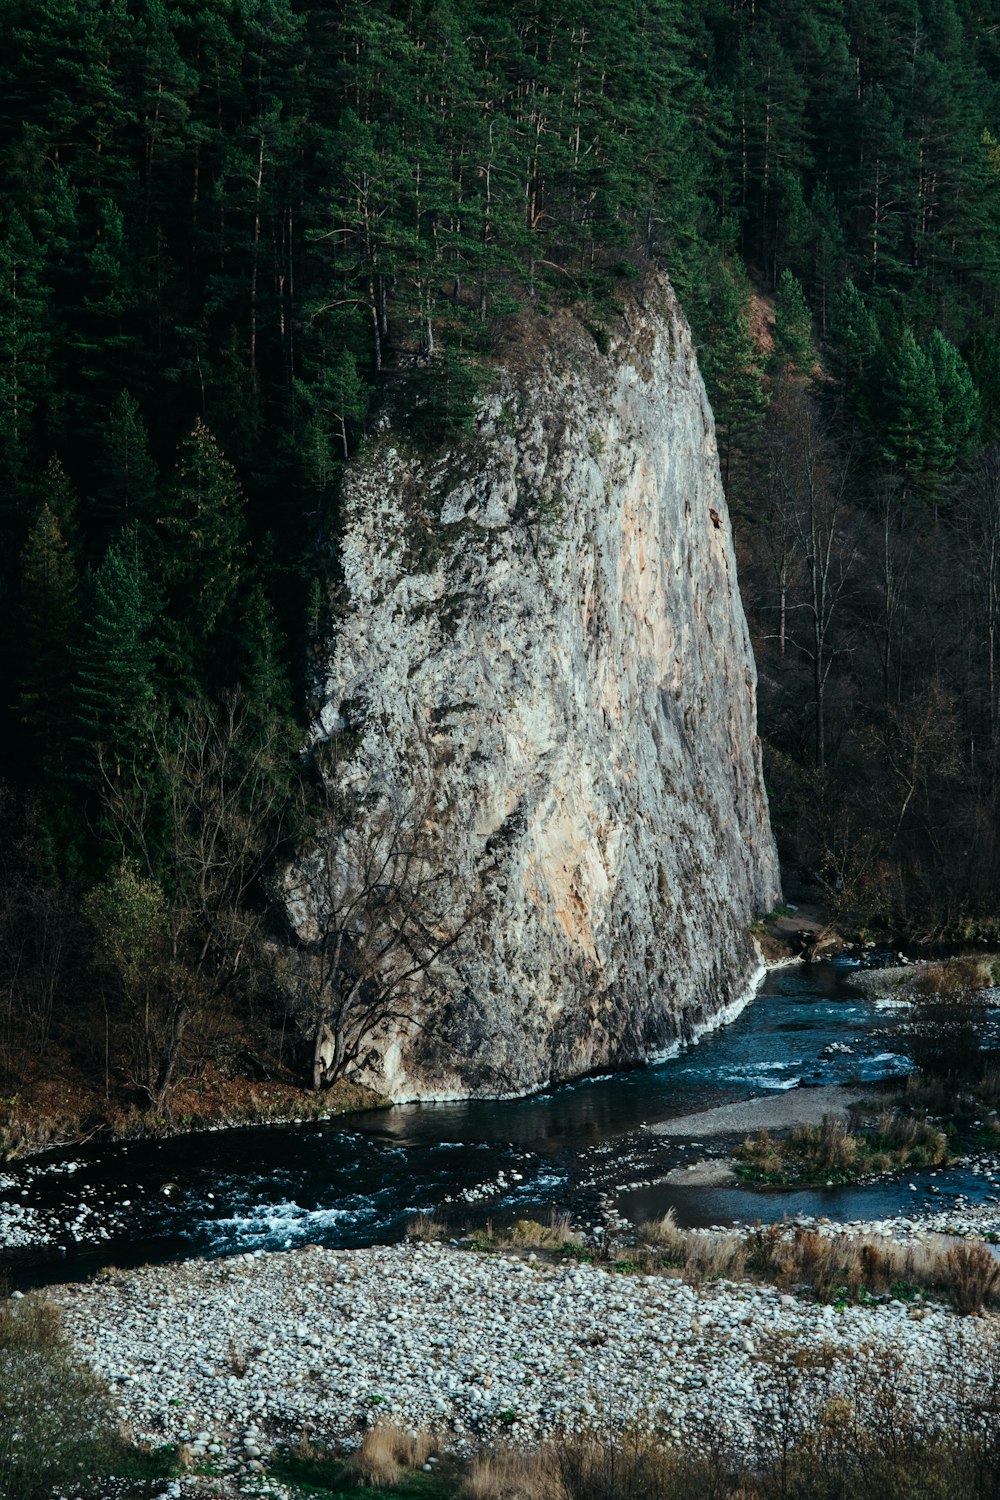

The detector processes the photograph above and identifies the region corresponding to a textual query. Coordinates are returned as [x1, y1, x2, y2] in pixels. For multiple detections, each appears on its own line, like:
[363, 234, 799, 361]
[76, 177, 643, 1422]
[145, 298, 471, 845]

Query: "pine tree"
[928, 329, 980, 472]
[772, 268, 815, 374]
[153, 419, 246, 692]
[36, 455, 80, 554]
[852, 85, 911, 289]
[73, 530, 158, 785]
[309, 349, 369, 462]
[879, 328, 946, 507]
[66, 198, 140, 439]
[94, 391, 160, 539]
[0, 211, 51, 501]
[827, 280, 883, 415]
[694, 258, 769, 487]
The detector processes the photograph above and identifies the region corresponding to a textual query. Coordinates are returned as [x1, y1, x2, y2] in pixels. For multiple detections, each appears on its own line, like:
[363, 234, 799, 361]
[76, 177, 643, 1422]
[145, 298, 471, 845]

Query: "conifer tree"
[879, 329, 946, 507]
[73, 530, 158, 786]
[695, 260, 768, 486]
[312, 350, 369, 462]
[0, 211, 51, 501]
[37, 456, 80, 555]
[94, 391, 159, 539]
[772, 269, 815, 375]
[928, 330, 980, 472]
[153, 419, 246, 692]
[828, 280, 882, 417]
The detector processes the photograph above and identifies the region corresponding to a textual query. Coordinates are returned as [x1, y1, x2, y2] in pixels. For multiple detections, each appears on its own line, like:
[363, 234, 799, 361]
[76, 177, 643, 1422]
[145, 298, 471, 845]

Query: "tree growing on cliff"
[284, 792, 477, 1090]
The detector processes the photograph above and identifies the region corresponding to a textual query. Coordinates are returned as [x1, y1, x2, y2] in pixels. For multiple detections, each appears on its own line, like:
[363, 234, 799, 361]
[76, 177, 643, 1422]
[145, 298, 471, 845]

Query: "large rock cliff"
[287, 277, 781, 1099]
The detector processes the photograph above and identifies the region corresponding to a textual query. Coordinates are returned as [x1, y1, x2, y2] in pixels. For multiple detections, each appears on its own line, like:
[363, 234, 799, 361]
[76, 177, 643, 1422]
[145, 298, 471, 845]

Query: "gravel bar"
[649, 1084, 861, 1136]
[47, 1241, 997, 1479]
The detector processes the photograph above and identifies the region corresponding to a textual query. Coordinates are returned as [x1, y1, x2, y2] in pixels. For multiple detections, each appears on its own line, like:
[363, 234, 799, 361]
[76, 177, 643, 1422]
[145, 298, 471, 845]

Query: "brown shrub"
[486, 1215, 582, 1250]
[944, 1241, 1000, 1315]
[406, 1213, 446, 1242]
[914, 956, 988, 1001]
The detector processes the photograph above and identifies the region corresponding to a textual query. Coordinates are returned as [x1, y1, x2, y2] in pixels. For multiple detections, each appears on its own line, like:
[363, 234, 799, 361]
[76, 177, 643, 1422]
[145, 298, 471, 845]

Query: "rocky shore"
[46, 1238, 997, 1491]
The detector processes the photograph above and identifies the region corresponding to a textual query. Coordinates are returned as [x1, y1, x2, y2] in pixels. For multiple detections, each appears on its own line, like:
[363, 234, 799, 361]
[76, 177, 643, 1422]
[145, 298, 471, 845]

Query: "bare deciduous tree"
[770, 384, 857, 774]
[93, 694, 292, 1112]
[866, 473, 913, 706]
[0, 786, 81, 1081]
[957, 445, 1000, 751]
[284, 793, 478, 1090]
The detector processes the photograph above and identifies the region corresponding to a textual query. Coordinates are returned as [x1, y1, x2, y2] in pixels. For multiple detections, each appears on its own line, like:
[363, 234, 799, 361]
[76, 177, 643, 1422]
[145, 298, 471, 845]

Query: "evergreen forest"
[2, 0, 1000, 1119]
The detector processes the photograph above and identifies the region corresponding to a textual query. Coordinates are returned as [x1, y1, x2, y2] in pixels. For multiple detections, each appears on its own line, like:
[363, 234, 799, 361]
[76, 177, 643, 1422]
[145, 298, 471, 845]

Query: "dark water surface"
[4, 962, 1000, 1286]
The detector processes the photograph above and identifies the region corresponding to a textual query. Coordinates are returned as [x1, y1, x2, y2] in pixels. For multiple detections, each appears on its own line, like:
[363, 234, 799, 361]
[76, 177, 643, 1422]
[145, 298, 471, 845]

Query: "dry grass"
[636, 1210, 689, 1253]
[347, 1423, 438, 1487]
[455, 1333, 1000, 1500]
[277, 1325, 1000, 1500]
[406, 1213, 446, 1242]
[462, 1428, 762, 1500]
[944, 1241, 1000, 1315]
[914, 955, 993, 1000]
[460, 1431, 736, 1500]
[461, 1443, 564, 1500]
[637, 1210, 746, 1284]
[634, 1212, 1000, 1313]
[886, 1067, 1000, 1139]
[476, 1215, 583, 1251]
[745, 1222, 1000, 1312]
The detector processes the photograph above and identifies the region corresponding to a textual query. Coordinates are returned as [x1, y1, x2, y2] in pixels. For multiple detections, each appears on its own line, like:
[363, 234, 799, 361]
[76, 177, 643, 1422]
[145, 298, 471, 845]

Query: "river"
[3, 961, 1000, 1287]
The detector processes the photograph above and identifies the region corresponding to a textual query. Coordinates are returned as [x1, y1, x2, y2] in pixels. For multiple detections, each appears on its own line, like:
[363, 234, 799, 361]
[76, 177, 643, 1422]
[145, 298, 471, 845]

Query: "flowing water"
[3, 961, 1000, 1287]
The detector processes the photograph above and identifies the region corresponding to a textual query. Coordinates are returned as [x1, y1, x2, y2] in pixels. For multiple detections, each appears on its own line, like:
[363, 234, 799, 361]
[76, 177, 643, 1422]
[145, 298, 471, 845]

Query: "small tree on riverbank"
[283, 792, 477, 1090]
[86, 693, 293, 1113]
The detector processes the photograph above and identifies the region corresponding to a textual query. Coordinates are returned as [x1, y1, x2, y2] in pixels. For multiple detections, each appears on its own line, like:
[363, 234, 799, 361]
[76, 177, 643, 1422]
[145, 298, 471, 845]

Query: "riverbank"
[46, 1238, 998, 1485]
[0, 940, 778, 1160]
[0, 1069, 384, 1161]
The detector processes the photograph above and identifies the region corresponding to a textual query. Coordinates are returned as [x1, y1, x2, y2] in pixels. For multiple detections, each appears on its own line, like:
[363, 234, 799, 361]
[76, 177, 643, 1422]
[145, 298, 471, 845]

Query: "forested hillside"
[2, 0, 1000, 1117]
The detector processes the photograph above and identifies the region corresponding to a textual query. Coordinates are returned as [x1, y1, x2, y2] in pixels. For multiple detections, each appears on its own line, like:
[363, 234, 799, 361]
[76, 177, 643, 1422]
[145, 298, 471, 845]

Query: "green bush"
[734, 1112, 950, 1185]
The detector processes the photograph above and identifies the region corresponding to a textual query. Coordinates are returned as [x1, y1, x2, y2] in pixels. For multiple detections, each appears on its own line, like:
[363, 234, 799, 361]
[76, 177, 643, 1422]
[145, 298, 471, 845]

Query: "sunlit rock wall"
[287, 277, 781, 1099]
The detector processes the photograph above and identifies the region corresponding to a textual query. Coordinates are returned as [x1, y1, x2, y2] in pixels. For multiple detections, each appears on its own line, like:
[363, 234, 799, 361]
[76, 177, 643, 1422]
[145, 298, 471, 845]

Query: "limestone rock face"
[290, 278, 781, 1099]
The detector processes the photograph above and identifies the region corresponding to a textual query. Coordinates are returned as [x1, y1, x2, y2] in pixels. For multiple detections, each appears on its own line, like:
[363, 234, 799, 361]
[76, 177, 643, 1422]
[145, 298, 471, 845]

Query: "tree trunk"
[152, 1005, 189, 1115]
[311, 1023, 328, 1091]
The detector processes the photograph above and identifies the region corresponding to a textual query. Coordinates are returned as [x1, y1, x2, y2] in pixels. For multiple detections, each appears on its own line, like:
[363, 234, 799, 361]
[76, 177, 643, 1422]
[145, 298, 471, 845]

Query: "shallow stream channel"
[5, 961, 1000, 1288]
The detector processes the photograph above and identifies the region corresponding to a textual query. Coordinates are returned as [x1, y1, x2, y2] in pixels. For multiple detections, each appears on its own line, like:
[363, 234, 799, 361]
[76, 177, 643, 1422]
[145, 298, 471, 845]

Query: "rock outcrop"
[286, 277, 781, 1099]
